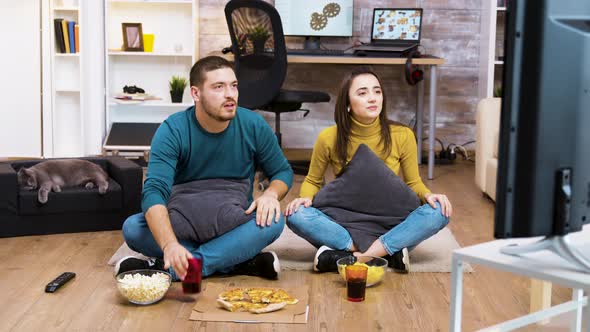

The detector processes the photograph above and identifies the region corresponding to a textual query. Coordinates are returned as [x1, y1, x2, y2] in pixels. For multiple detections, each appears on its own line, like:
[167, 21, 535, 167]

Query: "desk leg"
[416, 74, 424, 165]
[428, 65, 438, 180]
[449, 255, 464, 332]
[571, 289, 584, 332]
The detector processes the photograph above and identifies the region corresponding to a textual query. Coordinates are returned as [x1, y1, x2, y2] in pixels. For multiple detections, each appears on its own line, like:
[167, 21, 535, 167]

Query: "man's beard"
[201, 96, 236, 122]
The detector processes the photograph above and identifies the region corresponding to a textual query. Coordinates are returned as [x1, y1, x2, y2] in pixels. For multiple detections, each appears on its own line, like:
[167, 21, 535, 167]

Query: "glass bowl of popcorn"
[116, 269, 172, 305]
[337, 256, 387, 287]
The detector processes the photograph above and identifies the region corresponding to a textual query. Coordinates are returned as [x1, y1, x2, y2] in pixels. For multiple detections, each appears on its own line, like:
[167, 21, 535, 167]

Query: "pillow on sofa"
[312, 144, 421, 252]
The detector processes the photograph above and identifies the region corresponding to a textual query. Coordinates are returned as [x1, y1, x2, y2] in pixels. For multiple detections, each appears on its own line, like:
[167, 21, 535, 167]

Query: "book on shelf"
[61, 19, 70, 53]
[68, 21, 76, 53]
[53, 18, 66, 53]
[74, 24, 79, 53]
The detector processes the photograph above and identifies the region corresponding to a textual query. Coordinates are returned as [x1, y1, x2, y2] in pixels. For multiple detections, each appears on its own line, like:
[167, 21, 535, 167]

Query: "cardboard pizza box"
[190, 283, 309, 324]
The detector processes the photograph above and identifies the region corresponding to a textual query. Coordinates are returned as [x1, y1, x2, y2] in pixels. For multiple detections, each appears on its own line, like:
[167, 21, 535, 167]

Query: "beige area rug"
[108, 227, 473, 273]
[264, 227, 473, 272]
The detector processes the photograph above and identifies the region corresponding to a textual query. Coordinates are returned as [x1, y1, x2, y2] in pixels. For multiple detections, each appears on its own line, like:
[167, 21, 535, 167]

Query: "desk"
[216, 52, 445, 180]
[449, 227, 590, 331]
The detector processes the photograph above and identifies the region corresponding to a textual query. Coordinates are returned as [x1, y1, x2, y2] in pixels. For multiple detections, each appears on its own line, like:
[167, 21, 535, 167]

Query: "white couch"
[475, 98, 501, 201]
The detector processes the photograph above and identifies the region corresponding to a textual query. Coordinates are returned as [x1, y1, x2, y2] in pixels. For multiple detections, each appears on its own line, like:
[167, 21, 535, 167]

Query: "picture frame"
[122, 23, 144, 52]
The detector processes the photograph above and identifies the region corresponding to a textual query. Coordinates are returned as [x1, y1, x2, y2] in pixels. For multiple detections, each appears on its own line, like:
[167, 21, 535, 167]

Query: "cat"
[17, 159, 109, 204]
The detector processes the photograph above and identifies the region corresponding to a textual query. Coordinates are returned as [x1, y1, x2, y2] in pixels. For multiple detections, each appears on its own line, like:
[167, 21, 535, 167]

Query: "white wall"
[0, 0, 42, 157]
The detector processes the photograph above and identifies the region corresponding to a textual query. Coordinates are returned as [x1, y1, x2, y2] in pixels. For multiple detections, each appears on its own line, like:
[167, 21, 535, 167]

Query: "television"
[494, 0, 590, 269]
[274, 0, 353, 49]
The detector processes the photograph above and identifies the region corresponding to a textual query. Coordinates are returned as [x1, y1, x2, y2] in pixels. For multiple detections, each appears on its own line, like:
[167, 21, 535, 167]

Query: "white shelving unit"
[47, 0, 84, 157]
[104, 0, 198, 130]
[108, 51, 193, 57]
[42, 0, 105, 158]
[479, 0, 507, 98]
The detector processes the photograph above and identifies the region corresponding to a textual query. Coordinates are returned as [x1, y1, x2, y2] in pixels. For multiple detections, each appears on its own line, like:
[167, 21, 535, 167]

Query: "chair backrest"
[224, 0, 287, 110]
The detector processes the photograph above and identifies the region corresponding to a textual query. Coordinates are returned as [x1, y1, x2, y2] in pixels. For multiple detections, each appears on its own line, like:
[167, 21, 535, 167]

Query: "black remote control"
[45, 272, 76, 293]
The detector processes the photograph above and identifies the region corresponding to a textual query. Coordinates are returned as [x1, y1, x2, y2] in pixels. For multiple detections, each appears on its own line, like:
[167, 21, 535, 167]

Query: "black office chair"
[224, 0, 330, 175]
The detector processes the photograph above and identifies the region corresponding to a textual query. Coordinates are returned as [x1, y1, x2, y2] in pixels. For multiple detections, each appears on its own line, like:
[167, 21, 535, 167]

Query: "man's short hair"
[189, 56, 234, 87]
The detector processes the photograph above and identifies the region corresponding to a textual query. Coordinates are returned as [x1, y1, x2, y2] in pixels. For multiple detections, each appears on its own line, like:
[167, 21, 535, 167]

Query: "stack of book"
[54, 18, 79, 53]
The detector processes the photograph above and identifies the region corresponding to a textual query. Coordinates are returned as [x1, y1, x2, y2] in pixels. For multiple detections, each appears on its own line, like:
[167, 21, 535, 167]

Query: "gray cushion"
[313, 144, 420, 252]
[167, 179, 252, 245]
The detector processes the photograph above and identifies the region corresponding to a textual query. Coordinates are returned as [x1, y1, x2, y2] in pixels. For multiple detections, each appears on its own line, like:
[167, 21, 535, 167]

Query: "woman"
[285, 67, 452, 273]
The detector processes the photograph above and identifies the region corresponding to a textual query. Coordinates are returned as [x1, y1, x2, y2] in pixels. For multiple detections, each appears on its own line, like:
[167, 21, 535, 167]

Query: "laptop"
[355, 8, 423, 53]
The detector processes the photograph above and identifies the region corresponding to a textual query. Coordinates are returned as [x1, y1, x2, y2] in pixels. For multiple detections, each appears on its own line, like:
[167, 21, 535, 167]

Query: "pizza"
[246, 288, 276, 303]
[217, 287, 298, 314]
[267, 288, 299, 305]
[217, 299, 287, 314]
[218, 288, 247, 301]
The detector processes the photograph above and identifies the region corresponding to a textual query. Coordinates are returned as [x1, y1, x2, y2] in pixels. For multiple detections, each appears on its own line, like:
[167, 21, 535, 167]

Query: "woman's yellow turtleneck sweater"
[300, 116, 430, 202]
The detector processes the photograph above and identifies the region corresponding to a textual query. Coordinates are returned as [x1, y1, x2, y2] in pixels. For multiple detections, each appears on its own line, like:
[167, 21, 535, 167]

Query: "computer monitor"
[274, 0, 353, 48]
[494, 0, 590, 269]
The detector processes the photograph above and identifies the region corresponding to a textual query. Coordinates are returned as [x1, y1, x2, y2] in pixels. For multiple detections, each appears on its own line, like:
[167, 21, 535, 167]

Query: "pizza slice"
[246, 287, 276, 303]
[216, 299, 287, 313]
[249, 302, 287, 314]
[218, 288, 246, 301]
[268, 288, 299, 305]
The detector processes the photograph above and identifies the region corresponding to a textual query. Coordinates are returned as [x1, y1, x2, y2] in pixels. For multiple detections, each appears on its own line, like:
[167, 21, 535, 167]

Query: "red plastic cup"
[182, 257, 202, 294]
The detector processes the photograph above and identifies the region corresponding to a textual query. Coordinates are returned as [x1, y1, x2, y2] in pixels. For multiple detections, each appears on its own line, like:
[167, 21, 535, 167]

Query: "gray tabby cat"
[17, 159, 109, 204]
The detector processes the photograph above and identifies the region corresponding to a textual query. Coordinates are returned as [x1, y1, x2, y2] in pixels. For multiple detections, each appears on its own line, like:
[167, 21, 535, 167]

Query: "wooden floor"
[0, 161, 572, 331]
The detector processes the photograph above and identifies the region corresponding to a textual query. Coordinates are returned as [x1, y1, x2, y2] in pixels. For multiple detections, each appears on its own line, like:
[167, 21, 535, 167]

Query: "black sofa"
[0, 157, 142, 237]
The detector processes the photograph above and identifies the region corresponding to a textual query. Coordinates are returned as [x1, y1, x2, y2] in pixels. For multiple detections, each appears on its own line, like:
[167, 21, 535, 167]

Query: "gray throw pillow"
[313, 144, 421, 252]
[167, 178, 252, 245]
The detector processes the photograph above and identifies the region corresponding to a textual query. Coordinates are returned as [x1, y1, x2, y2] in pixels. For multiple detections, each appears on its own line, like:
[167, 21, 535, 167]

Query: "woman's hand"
[285, 197, 312, 216]
[424, 193, 452, 218]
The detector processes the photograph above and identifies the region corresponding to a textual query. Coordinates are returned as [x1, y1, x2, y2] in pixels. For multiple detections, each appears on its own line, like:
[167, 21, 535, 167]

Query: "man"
[115, 56, 293, 280]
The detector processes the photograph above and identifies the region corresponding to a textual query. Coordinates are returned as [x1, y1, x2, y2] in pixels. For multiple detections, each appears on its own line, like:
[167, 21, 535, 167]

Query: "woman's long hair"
[334, 67, 392, 168]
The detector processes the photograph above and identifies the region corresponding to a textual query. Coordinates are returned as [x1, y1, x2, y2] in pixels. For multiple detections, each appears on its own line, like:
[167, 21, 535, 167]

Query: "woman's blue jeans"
[286, 202, 449, 255]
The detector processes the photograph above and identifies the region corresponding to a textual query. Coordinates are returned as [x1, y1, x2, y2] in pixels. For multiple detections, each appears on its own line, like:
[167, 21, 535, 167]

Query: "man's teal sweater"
[141, 106, 293, 213]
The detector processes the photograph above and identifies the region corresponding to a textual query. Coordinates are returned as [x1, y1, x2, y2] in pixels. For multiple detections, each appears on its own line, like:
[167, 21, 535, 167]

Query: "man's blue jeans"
[286, 202, 449, 255]
[122, 212, 284, 279]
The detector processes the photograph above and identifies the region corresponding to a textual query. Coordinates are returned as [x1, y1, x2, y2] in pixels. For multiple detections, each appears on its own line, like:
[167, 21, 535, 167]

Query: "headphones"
[405, 48, 424, 86]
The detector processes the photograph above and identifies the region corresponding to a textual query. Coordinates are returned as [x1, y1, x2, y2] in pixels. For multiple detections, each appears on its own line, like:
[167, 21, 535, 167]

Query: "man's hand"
[285, 197, 312, 216]
[245, 191, 281, 227]
[424, 192, 453, 218]
[162, 241, 193, 280]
